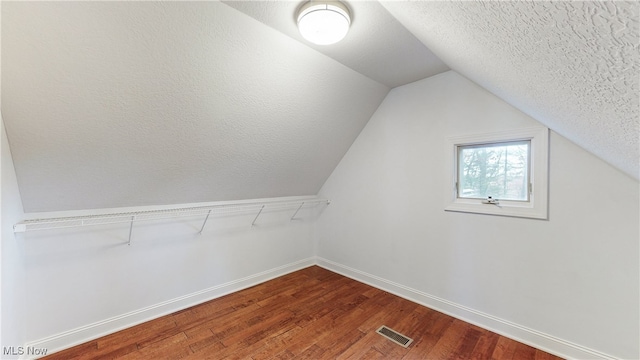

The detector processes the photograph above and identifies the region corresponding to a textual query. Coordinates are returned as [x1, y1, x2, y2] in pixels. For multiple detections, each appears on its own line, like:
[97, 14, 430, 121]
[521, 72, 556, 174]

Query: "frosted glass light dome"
[297, 1, 351, 45]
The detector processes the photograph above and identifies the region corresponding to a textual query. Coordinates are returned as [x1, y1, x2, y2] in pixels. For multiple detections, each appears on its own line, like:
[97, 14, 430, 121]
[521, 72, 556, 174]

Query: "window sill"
[445, 199, 547, 219]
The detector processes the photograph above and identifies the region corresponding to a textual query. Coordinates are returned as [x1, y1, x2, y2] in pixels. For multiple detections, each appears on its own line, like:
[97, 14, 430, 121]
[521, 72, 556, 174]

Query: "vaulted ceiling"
[2, 1, 637, 213]
[381, 1, 639, 180]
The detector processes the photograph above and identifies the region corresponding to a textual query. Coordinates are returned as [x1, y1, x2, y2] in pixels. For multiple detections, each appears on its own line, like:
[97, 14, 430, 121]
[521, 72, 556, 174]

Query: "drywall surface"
[382, 1, 639, 180]
[317, 71, 639, 359]
[2, 1, 389, 212]
[223, 1, 448, 88]
[1, 117, 27, 358]
[20, 198, 320, 350]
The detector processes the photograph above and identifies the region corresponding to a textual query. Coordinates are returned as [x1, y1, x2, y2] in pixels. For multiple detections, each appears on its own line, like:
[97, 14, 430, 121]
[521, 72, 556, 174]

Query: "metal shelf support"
[13, 198, 331, 238]
[251, 205, 265, 227]
[199, 210, 212, 234]
[127, 216, 135, 246]
[291, 202, 305, 221]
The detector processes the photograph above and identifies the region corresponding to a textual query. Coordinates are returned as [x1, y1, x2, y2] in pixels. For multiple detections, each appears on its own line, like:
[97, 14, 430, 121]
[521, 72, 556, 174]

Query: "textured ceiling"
[2, 1, 389, 212]
[2, 0, 638, 212]
[381, 0, 639, 179]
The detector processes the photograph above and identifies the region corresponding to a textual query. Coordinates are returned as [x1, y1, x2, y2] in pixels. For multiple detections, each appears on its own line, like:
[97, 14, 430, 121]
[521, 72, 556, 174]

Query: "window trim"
[445, 127, 549, 219]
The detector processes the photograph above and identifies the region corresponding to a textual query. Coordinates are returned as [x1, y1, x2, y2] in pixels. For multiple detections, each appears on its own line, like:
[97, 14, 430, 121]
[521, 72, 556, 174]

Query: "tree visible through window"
[446, 127, 548, 219]
[457, 141, 530, 201]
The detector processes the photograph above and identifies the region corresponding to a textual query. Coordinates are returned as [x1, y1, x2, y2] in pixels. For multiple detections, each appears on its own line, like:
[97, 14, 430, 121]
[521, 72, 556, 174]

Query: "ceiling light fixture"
[296, 1, 351, 46]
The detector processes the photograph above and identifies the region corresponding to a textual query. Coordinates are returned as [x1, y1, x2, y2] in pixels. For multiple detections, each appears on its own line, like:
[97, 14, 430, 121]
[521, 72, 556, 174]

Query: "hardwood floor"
[42, 266, 563, 359]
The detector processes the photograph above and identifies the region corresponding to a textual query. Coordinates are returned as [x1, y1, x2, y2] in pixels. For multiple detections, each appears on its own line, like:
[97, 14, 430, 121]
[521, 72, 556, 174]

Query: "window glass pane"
[458, 141, 530, 201]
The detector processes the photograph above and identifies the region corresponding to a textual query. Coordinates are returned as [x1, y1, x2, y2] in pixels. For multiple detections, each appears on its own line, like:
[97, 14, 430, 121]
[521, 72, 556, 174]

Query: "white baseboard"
[23, 256, 617, 360]
[23, 257, 315, 358]
[315, 257, 616, 360]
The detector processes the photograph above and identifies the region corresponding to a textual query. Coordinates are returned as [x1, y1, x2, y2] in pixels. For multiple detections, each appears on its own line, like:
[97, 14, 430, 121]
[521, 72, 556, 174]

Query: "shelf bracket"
[13, 198, 331, 234]
[251, 205, 265, 227]
[291, 202, 304, 221]
[127, 215, 135, 246]
[199, 210, 212, 234]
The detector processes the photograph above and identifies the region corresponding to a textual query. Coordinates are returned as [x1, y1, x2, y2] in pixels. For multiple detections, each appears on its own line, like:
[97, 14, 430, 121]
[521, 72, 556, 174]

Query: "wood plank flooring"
[42, 266, 563, 360]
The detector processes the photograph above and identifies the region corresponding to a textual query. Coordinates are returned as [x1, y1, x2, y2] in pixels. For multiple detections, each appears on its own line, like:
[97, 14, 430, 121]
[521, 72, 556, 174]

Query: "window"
[445, 127, 548, 219]
[458, 141, 530, 201]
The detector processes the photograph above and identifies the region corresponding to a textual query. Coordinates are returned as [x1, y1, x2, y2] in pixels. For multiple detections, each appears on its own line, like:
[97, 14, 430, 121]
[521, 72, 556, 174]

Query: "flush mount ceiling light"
[296, 1, 351, 45]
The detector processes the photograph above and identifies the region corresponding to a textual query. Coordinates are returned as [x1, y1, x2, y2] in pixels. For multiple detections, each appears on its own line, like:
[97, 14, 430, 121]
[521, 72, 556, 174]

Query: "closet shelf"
[14, 198, 330, 234]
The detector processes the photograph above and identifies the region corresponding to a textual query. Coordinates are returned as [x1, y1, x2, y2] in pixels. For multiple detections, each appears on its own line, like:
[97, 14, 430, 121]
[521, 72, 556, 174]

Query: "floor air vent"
[376, 326, 413, 348]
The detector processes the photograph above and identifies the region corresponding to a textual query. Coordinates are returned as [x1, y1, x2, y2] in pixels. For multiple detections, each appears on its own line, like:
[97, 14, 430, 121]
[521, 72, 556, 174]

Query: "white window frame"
[445, 127, 549, 219]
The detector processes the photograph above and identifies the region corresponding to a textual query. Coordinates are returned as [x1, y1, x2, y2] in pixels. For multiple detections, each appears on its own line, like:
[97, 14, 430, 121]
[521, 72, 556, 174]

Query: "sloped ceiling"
[381, 0, 639, 179]
[1, 1, 398, 212]
[2, 1, 638, 213]
[222, 0, 449, 88]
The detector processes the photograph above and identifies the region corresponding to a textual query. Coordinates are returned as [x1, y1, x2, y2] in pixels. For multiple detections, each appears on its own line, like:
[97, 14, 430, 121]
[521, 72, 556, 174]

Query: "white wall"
[5, 68, 638, 358]
[317, 71, 639, 359]
[20, 197, 321, 352]
[1, 117, 27, 358]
